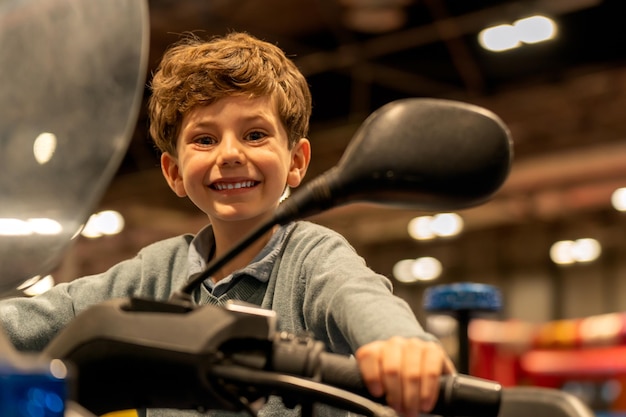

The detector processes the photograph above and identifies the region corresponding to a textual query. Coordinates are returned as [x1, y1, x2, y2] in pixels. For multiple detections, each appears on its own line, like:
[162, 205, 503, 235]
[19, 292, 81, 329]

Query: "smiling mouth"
[211, 180, 258, 191]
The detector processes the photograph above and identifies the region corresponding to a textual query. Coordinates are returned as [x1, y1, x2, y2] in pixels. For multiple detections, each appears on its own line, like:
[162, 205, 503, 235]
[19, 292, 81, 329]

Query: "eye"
[245, 131, 267, 142]
[192, 135, 216, 146]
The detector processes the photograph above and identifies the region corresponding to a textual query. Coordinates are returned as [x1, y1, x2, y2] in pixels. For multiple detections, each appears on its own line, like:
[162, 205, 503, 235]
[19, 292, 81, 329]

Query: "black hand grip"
[436, 373, 502, 417]
[319, 352, 502, 417]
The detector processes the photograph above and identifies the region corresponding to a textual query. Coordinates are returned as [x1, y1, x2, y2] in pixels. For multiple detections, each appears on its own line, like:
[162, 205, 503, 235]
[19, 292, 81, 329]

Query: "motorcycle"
[0, 1, 597, 417]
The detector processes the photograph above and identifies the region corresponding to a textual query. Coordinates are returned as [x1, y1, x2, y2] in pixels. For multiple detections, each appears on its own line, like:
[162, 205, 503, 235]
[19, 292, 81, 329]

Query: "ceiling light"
[611, 187, 626, 211]
[81, 210, 125, 238]
[479, 24, 521, 52]
[411, 256, 442, 281]
[27, 218, 62, 235]
[408, 216, 436, 240]
[479, 15, 557, 52]
[430, 213, 463, 237]
[33, 132, 57, 165]
[393, 259, 416, 282]
[571, 238, 601, 263]
[408, 213, 463, 240]
[550, 238, 601, 265]
[393, 257, 442, 283]
[514, 15, 557, 44]
[0, 219, 32, 236]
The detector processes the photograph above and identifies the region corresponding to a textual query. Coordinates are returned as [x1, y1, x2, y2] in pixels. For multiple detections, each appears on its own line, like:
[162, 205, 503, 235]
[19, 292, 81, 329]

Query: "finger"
[380, 337, 404, 414]
[419, 343, 448, 412]
[401, 339, 424, 417]
[355, 342, 384, 397]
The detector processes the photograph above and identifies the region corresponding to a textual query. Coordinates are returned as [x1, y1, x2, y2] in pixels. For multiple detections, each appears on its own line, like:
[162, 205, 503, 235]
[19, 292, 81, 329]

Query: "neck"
[209, 218, 277, 283]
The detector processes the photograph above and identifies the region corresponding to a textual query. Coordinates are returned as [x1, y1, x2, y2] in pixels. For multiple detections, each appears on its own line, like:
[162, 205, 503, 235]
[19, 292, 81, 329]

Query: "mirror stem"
[171, 221, 274, 303]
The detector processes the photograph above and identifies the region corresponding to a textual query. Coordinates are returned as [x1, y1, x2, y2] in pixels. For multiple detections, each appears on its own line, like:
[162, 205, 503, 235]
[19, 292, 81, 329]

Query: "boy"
[0, 32, 454, 416]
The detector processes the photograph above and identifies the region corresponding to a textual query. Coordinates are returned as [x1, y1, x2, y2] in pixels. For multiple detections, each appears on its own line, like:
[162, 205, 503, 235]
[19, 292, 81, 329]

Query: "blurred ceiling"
[95, 0, 626, 269]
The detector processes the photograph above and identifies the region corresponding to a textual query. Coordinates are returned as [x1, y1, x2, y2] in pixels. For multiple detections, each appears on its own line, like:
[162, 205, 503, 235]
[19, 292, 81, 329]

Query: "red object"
[521, 346, 626, 377]
[469, 314, 626, 413]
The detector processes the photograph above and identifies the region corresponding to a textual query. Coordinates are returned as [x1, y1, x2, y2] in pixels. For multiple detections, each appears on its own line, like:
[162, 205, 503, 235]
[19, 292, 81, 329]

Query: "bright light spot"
[81, 210, 124, 238]
[611, 187, 626, 211]
[49, 359, 69, 379]
[514, 15, 557, 44]
[393, 259, 416, 283]
[0, 218, 63, 235]
[430, 213, 463, 237]
[408, 216, 435, 240]
[550, 240, 575, 265]
[22, 275, 55, 296]
[0, 218, 31, 235]
[408, 213, 463, 240]
[393, 257, 442, 283]
[80, 216, 101, 238]
[479, 24, 520, 52]
[96, 210, 124, 235]
[572, 238, 601, 263]
[411, 257, 442, 281]
[33, 132, 57, 165]
[550, 238, 602, 265]
[479, 15, 556, 52]
[27, 218, 62, 235]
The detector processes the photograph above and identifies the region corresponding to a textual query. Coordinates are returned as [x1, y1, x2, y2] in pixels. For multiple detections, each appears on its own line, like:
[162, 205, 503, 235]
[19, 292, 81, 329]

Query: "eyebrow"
[186, 114, 274, 131]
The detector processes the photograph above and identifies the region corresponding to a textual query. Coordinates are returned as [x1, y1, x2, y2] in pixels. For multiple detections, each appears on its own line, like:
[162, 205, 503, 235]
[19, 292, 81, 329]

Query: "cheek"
[258, 160, 289, 195]
[177, 165, 206, 193]
[183, 155, 210, 176]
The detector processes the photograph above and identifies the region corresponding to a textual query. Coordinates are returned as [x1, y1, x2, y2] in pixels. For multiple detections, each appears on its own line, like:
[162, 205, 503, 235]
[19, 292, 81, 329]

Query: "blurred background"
[51, 0, 626, 327]
[56, 0, 626, 321]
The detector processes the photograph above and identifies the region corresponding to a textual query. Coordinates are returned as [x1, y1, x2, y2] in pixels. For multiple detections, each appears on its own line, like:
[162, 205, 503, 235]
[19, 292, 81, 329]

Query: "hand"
[355, 337, 456, 417]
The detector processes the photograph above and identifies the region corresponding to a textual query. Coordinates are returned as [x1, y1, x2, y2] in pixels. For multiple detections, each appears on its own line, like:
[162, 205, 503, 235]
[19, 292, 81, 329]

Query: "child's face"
[161, 95, 310, 227]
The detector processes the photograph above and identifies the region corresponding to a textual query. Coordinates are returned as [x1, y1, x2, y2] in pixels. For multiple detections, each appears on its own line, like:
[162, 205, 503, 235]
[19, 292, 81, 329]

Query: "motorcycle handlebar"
[212, 359, 502, 417]
[268, 331, 502, 416]
[42, 299, 503, 416]
[318, 352, 502, 416]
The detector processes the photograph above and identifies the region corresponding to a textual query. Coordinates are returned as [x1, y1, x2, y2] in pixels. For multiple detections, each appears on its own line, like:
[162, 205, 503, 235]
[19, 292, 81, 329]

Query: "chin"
[214, 211, 272, 224]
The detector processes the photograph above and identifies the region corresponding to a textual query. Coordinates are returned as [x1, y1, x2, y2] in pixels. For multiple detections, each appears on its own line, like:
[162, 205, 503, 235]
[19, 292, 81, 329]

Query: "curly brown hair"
[148, 32, 312, 156]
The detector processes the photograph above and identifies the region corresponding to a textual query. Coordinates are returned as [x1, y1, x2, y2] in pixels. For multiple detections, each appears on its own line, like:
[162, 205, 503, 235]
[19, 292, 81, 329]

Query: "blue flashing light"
[423, 282, 502, 312]
[0, 366, 67, 417]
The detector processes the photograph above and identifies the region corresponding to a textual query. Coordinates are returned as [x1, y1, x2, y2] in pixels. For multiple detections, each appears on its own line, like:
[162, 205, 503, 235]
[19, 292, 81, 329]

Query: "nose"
[216, 134, 246, 166]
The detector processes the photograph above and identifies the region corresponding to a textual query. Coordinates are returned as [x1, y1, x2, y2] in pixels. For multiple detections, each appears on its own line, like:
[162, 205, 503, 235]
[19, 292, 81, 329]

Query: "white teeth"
[214, 181, 255, 191]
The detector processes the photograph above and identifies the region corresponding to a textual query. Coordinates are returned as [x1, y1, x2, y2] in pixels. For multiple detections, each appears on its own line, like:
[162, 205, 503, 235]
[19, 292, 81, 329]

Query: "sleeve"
[0, 255, 145, 352]
[0, 235, 192, 352]
[291, 223, 438, 354]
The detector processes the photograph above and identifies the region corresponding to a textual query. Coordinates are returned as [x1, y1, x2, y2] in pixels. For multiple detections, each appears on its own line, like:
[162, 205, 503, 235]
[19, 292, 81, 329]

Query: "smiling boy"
[0, 32, 454, 417]
[160, 94, 310, 281]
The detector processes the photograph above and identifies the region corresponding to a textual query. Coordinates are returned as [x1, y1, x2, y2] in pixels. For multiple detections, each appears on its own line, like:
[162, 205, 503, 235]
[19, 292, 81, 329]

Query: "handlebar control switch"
[272, 332, 326, 382]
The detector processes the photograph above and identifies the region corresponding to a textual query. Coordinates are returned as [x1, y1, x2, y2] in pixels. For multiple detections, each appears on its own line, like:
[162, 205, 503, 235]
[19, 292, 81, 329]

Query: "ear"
[287, 138, 311, 188]
[161, 152, 187, 197]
